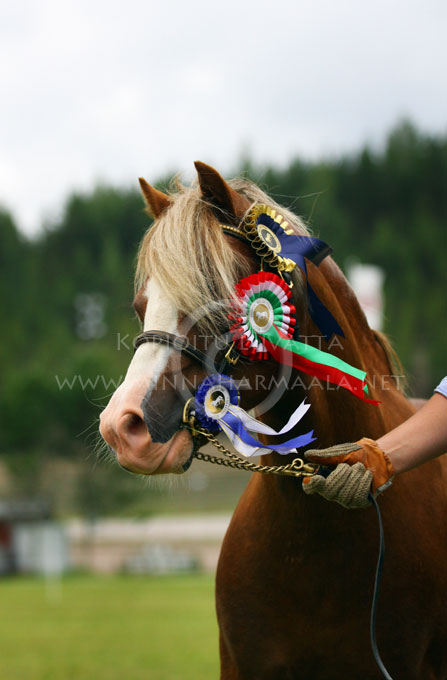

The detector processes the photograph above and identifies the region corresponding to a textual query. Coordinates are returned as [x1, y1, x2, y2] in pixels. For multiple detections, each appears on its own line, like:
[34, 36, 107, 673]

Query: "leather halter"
[134, 331, 208, 365]
[133, 224, 258, 372]
[133, 330, 245, 375]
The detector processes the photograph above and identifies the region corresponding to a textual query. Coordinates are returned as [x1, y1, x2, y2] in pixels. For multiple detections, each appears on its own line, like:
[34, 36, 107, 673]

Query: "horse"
[99, 162, 447, 679]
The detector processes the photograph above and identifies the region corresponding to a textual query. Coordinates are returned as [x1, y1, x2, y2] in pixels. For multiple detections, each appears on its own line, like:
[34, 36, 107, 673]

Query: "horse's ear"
[138, 177, 171, 219]
[194, 161, 250, 220]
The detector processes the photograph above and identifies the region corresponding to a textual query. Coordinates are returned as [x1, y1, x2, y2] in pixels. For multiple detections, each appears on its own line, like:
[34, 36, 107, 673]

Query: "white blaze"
[114, 278, 178, 409]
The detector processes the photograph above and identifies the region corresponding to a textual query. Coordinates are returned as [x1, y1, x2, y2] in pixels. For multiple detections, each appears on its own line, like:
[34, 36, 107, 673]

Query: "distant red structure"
[0, 499, 50, 575]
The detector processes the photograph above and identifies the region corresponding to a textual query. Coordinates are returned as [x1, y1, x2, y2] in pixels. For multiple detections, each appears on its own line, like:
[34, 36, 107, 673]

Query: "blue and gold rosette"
[193, 373, 315, 457]
[243, 204, 344, 340]
[244, 204, 298, 272]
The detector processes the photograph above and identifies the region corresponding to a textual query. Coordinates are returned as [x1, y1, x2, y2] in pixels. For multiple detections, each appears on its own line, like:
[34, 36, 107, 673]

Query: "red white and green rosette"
[230, 272, 379, 404]
[229, 272, 296, 360]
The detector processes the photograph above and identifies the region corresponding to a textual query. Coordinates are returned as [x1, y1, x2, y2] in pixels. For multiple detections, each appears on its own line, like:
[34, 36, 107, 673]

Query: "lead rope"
[368, 492, 393, 680]
[189, 424, 393, 680]
[191, 425, 317, 478]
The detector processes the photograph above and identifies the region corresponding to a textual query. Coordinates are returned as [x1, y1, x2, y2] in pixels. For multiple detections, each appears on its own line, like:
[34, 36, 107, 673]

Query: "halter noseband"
[133, 330, 244, 374]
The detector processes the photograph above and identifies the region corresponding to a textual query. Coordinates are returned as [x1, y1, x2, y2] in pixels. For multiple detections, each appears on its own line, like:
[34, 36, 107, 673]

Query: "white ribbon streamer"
[219, 400, 311, 458]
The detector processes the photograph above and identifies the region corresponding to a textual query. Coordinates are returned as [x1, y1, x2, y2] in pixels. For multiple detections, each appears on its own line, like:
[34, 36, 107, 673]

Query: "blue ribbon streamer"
[258, 213, 345, 340]
[221, 409, 316, 454]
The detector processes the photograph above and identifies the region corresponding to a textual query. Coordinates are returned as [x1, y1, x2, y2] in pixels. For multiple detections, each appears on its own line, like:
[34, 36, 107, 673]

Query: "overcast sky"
[1, 0, 446, 236]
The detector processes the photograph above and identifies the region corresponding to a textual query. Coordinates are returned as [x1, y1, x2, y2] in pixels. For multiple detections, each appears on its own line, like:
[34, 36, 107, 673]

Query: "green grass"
[0, 573, 219, 680]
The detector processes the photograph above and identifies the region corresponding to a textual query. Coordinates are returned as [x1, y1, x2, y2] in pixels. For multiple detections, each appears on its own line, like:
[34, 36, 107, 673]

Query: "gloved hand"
[302, 438, 395, 509]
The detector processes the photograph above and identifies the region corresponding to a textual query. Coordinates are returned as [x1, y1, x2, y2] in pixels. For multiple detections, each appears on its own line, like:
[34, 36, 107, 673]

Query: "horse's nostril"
[119, 411, 149, 444]
[127, 412, 144, 432]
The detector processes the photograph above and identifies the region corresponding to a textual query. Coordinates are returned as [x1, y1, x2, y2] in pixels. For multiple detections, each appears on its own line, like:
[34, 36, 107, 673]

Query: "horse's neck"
[264, 258, 402, 450]
[244, 257, 414, 530]
[307, 258, 392, 442]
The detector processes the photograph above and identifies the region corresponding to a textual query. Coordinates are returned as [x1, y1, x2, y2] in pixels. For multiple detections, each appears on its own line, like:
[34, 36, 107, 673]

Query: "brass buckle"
[182, 397, 201, 438]
[224, 341, 239, 366]
[182, 397, 194, 425]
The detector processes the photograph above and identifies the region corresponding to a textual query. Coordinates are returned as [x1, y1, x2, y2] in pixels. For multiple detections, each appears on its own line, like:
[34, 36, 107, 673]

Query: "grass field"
[0, 573, 219, 680]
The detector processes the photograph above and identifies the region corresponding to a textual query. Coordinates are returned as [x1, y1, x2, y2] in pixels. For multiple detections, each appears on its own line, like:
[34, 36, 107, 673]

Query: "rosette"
[244, 204, 297, 272]
[194, 374, 239, 432]
[243, 204, 344, 340]
[193, 373, 316, 456]
[229, 272, 296, 360]
[228, 273, 379, 405]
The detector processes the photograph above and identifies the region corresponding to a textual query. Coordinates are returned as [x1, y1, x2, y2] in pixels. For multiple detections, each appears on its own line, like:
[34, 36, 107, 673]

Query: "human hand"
[302, 438, 395, 509]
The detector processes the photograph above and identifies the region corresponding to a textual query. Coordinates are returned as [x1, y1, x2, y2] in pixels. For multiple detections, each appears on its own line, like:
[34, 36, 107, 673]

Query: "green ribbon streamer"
[265, 325, 367, 383]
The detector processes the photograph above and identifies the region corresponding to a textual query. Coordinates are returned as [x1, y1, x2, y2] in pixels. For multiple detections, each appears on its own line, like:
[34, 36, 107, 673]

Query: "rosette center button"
[249, 298, 274, 333]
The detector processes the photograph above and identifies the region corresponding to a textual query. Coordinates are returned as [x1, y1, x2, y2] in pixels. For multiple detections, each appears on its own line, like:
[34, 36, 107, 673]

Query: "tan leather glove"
[302, 438, 395, 509]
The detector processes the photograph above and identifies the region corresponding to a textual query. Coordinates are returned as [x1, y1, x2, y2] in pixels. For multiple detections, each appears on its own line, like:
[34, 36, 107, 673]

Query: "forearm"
[377, 393, 447, 475]
[304, 380, 447, 508]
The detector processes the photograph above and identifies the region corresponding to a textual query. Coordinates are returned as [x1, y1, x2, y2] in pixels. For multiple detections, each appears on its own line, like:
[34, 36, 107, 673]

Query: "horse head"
[100, 161, 390, 477]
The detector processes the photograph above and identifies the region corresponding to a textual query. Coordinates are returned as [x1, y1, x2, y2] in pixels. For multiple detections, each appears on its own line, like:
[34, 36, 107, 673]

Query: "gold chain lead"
[192, 426, 318, 479]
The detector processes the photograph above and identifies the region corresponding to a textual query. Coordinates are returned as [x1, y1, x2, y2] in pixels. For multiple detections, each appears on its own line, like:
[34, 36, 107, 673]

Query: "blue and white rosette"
[193, 374, 316, 457]
[194, 374, 240, 433]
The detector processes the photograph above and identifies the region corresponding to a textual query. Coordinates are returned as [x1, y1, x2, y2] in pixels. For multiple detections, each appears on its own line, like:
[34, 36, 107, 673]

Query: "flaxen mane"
[135, 178, 309, 332]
